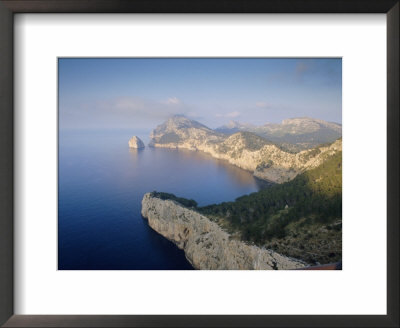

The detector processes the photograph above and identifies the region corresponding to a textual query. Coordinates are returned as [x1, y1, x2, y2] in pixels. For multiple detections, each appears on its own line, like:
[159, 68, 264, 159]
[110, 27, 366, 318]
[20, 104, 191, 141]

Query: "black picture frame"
[0, 1, 398, 327]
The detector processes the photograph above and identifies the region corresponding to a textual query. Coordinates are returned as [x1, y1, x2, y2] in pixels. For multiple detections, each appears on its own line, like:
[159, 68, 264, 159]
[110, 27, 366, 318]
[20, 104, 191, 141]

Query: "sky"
[59, 58, 342, 131]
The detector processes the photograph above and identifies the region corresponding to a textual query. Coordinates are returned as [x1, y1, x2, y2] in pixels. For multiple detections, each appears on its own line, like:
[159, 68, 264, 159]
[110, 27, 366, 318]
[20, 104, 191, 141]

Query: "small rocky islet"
[128, 136, 145, 149]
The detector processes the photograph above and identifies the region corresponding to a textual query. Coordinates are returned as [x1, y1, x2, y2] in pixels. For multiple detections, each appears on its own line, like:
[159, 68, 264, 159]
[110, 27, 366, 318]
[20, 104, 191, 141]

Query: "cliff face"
[149, 116, 342, 184]
[141, 193, 306, 270]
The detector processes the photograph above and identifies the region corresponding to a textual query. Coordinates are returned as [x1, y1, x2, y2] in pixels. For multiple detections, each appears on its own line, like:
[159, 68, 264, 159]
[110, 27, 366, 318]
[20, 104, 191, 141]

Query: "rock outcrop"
[128, 136, 145, 149]
[149, 116, 342, 184]
[141, 193, 306, 270]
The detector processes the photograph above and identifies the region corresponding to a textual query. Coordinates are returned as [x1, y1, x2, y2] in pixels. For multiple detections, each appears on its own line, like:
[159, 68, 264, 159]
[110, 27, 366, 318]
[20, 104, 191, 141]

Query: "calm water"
[58, 130, 264, 270]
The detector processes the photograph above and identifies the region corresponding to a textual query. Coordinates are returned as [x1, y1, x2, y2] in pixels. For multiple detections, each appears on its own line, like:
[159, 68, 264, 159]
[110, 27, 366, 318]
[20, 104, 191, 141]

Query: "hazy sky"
[59, 58, 342, 131]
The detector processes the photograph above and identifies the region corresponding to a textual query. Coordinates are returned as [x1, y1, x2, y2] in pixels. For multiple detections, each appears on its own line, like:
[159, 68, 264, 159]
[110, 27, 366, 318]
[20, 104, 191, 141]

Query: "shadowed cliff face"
[149, 116, 342, 184]
[141, 193, 306, 270]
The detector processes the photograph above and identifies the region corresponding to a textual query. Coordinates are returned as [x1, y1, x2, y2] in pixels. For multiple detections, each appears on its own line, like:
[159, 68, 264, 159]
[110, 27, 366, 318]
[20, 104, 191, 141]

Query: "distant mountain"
[216, 117, 342, 151]
[148, 115, 342, 184]
[215, 120, 256, 134]
[149, 115, 223, 148]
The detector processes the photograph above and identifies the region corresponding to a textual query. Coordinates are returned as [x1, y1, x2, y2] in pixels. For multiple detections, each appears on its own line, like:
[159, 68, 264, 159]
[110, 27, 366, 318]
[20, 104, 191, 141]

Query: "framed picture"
[0, 1, 398, 327]
[57, 57, 343, 272]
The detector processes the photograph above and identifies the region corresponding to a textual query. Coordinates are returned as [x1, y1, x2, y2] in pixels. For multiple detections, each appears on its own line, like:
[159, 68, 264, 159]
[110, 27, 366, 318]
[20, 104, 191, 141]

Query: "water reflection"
[128, 148, 145, 154]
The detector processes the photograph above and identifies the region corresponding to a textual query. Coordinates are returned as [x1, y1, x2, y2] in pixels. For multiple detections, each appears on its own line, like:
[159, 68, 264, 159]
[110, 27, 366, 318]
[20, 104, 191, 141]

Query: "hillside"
[149, 115, 224, 150]
[149, 115, 342, 184]
[216, 117, 342, 151]
[198, 152, 342, 265]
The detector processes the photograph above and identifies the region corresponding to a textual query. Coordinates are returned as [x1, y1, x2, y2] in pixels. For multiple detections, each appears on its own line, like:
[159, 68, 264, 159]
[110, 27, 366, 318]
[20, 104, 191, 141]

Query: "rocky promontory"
[149, 115, 342, 184]
[141, 193, 306, 270]
[128, 136, 145, 149]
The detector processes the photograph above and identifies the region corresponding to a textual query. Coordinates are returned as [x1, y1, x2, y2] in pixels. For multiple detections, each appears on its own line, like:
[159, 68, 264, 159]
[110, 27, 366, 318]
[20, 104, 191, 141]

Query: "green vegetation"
[198, 152, 342, 264]
[237, 131, 273, 151]
[256, 159, 274, 170]
[316, 136, 342, 149]
[217, 143, 230, 154]
[301, 148, 321, 161]
[257, 127, 341, 151]
[150, 151, 342, 265]
[218, 132, 281, 157]
[150, 191, 198, 208]
[158, 132, 181, 144]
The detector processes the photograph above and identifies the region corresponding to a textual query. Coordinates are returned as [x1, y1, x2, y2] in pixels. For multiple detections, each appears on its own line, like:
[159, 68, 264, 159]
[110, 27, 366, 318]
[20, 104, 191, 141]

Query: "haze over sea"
[58, 129, 265, 270]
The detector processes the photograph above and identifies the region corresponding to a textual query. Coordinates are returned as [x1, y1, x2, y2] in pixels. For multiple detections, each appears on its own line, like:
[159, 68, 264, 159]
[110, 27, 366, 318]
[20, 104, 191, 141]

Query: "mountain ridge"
[216, 117, 341, 151]
[148, 115, 342, 184]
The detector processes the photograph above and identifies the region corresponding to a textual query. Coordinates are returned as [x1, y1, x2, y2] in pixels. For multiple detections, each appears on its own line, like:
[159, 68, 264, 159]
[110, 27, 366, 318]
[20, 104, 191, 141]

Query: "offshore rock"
[128, 136, 145, 149]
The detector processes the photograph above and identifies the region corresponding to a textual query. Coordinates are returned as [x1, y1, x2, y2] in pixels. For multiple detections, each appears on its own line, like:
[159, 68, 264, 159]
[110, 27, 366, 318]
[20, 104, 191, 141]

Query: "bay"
[58, 129, 263, 270]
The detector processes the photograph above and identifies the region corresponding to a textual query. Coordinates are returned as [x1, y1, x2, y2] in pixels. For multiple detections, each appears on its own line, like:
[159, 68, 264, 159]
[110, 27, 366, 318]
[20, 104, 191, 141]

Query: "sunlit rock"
[141, 193, 306, 270]
[129, 136, 145, 149]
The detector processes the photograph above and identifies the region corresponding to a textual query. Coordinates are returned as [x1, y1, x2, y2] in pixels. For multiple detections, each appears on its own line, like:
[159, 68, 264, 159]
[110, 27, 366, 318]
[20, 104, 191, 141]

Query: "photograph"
[58, 58, 342, 270]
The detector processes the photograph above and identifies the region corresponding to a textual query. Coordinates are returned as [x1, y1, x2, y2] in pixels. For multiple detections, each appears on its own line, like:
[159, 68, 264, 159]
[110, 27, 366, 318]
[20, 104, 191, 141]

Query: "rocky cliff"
[129, 136, 145, 149]
[149, 116, 342, 184]
[141, 193, 306, 270]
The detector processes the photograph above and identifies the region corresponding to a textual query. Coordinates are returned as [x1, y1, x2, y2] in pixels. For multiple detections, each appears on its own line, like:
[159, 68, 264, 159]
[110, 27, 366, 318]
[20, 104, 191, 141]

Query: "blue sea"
[58, 130, 264, 270]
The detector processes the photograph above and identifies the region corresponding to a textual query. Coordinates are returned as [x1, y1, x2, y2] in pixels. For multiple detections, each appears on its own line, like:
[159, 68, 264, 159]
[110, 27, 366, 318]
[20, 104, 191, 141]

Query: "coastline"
[148, 136, 342, 185]
[141, 193, 306, 270]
